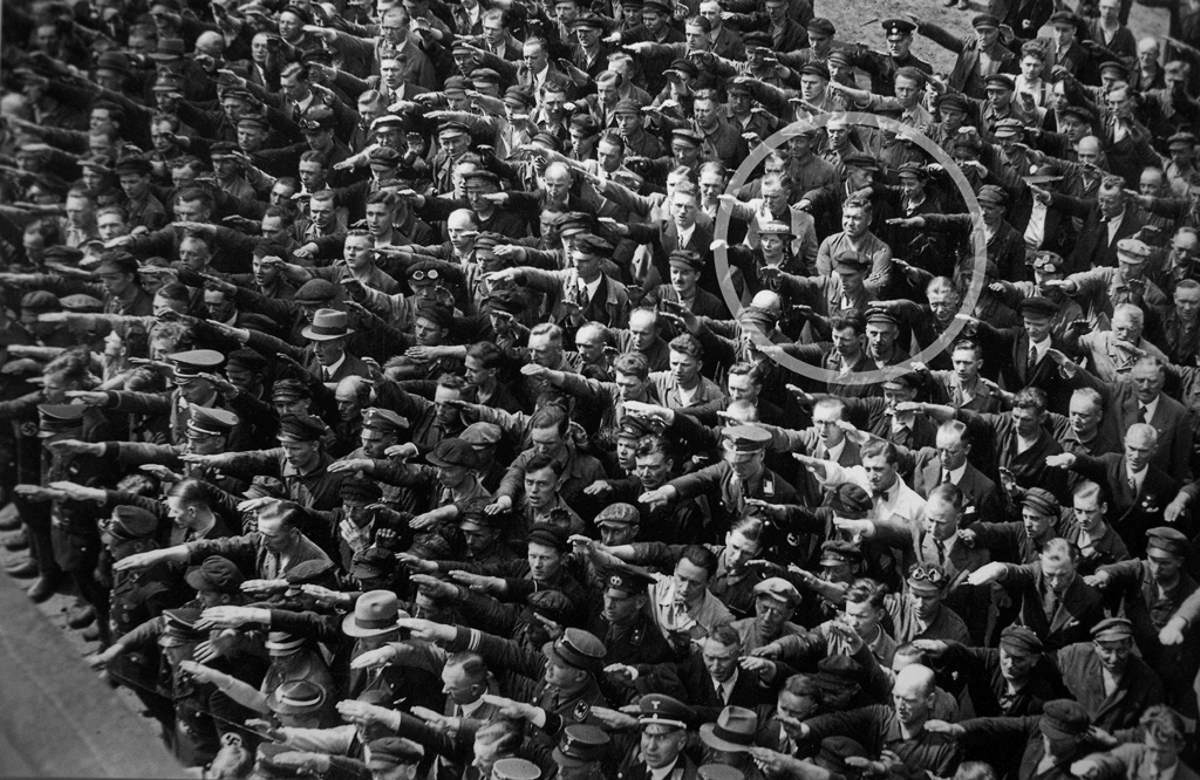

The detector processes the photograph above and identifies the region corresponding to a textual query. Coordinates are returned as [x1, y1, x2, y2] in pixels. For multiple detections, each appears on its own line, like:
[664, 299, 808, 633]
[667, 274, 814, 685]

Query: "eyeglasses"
[908, 565, 947, 585]
[410, 268, 440, 282]
[298, 119, 328, 131]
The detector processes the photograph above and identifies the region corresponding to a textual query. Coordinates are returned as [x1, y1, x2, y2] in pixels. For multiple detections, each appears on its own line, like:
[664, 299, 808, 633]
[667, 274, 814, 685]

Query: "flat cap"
[185, 555, 245, 594]
[1021, 487, 1059, 517]
[985, 74, 1016, 90]
[827, 484, 872, 517]
[798, 61, 831, 80]
[842, 152, 880, 172]
[20, 290, 60, 313]
[999, 624, 1044, 653]
[366, 737, 423, 768]
[427, 438, 479, 469]
[339, 476, 383, 503]
[993, 117, 1025, 138]
[1059, 104, 1096, 125]
[271, 378, 311, 403]
[574, 233, 613, 256]
[528, 523, 570, 552]
[977, 184, 1008, 205]
[1147, 527, 1189, 558]
[108, 505, 159, 541]
[1091, 617, 1134, 642]
[971, 13, 1000, 28]
[1116, 237, 1152, 260]
[833, 250, 869, 272]
[528, 588, 574, 625]
[670, 127, 703, 147]
[293, 279, 342, 305]
[596, 502, 641, 527]
[1039, 699, 1090, 739]
[754, 576, 801, 607]
[669, 249, 706, 270]
[1048, 9, 1080, 26]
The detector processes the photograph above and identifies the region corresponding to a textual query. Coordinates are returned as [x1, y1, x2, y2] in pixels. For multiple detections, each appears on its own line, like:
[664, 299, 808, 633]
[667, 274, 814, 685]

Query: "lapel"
[921, 459, 941, 495]
[1049, 578, 1083, 632]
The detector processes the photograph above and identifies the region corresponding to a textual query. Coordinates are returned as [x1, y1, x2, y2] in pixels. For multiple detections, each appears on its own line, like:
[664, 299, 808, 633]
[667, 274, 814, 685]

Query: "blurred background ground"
[821, 0, 1169, 75]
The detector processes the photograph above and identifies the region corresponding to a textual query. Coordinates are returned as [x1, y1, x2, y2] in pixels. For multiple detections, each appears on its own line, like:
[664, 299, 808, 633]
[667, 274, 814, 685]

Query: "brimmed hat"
[301, 308, 354, 341]
[267, 679, 327, 716]
[342, 589, 407, 637]
[699, 706, 758, 753]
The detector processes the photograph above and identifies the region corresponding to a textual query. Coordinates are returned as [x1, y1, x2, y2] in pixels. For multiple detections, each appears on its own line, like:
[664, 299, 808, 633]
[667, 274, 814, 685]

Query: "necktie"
[1044, 588, 1059, 620]
[1137, 405, 1148, 423]
[1027, 343, 1038, 374]
[941, 469, 952, 485]
[934, 539, 946, 565]
[1128, 473, 1138, 494]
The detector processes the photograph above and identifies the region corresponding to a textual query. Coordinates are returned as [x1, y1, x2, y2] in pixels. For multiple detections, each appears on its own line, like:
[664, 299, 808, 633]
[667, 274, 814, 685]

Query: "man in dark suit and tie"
[1035, 175, 1147, 274]
[1046, 423, 1181, 557]
[966, 296, 1074, 412]
[300, 308, 372, 387]
[906, 420, 1001, 525]
[968, 538, 1105, 650]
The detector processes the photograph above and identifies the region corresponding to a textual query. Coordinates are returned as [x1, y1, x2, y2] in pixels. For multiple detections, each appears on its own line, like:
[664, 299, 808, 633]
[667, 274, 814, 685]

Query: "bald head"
[892, 663, 936, 726]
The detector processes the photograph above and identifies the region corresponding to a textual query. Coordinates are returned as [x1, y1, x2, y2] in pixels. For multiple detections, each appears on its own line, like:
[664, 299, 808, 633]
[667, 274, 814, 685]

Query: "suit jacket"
[911, 451, 1001, 525]
[1085, 743, 1200, 780]
[1054, 641, 1164, 730]
[1104, 384, 1193, 483]
[1050, 194, 1148, 273]
[919, 22, 1018, 98]
[1070, 453, 1179, 557]
[976, 324, 1073, 411]
[305, 351, 372, 386]
[996, 562, 1105, 650]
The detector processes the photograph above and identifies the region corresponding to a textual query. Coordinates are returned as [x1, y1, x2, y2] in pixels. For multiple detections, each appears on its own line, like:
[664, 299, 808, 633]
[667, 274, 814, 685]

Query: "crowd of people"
[5, 0, 1200, 776]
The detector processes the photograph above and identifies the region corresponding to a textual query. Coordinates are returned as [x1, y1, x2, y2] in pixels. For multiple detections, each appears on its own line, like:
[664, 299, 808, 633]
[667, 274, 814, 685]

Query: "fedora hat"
[342, 589, 406, 637]
[301, 308, 354, 341]
[699, 706, 758, 752]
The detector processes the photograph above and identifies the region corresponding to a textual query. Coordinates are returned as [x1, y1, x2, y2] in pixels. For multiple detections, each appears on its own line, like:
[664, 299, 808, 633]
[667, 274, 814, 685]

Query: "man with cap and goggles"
[1088, 526, 1200, 716]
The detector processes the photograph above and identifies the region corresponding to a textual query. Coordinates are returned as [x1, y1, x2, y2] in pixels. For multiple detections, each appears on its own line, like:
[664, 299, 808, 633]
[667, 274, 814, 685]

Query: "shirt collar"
[323, 352, 347, 379]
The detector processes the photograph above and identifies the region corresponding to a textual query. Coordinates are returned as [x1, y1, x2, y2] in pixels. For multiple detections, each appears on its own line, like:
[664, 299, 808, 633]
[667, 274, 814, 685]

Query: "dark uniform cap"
[470, 67, 502, 85]
[1147, 527, 1189, 558]
[617, 414, 663, 439]
[841, 152, 880, 172]
[642, 0, 671, 14]
[827, 49, 853, 67]
[236, 111, 271, 130]
[427, 438, 479, 469]
[992, 117, 1024, 138]
[492, 758, 541, 780]
[504, 86, 534, 106]
[363, 407, 408, 434]
[184, 555, 245, 594]
[637, 694, 694, 730]
[277, 414, 328, 443]
[977, 184, 1008, 205]
[339, 476, 383, 503]
[437, 120, 471, 138]
[985, 74, 1016, 90]
[459, 499, 502, 530]
[596, 502, 640, 527]
[108, 505, 159, 541]
[169, 349, 224, 381]
[936, 93, 970, 113]
[484, 291, 526, 315]
[161, 607, 206, 644]
[999, 624, 1044, 653]
[1059, 104, 1096, 125]
[553, 724, 610, 768]
[366, 737, 423, 768]
[971, 13, 1000, 28]
[268, 679, 327, 715]
[602, 564, 654, 595]
[1021, 487, 1059, 517]
[115, 155, 154, 175]
[527, 588, 574, 625]
[462, 169, 500, 186]
[1098, 60, 1128, 78]
[882, 18, 916, 36]
[1032, 251, 1065, 274]
[225, 348, 267, 374]
[542, 627, 606, 671]
[21, 290, 61, 313]
[301, 105, 335, 131]
[461, 422, 502, 445]
[293, 279, 342, 305]
[187, 406, 239, 437]
[527, 523, 570, 552]
[671, 128, 703, 147]
[574, 233, 614, 256]
[866, 309, 900, 329]
[352, 545, 396, 579]
[668, 249, 706, 270]
[820, 539, 864, 566]
[370, 114, 406, 133]
[1039, 699, 1090, 739]
[817, 654, 862, 682]
[443, 75, 470, 95]
[271, 378, 311, 403]
[807, 17, 835, 35]
[722, 424, 770, 453]
[96, 51, 130, 73]
[881, 371, 921, 393]
[798, 61, 831, 80]
[572, 12, 609, 29]
[37, 404, 85, 437]
[1091, 617, 1134, 641]
[753, 576, 801, 607]
[1019, 295, 1059, 318]
[897, 161, 929, 180]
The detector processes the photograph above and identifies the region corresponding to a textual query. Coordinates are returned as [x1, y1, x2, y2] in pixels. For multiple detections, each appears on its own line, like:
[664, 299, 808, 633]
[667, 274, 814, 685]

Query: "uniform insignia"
[573, 699, 590, 720]
[630, 625, 644, 645]
[19, 422, 37, 437]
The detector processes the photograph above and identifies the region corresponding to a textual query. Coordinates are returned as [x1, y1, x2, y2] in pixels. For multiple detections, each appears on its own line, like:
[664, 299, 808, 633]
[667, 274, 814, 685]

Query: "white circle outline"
[712, 110, 989, 385]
